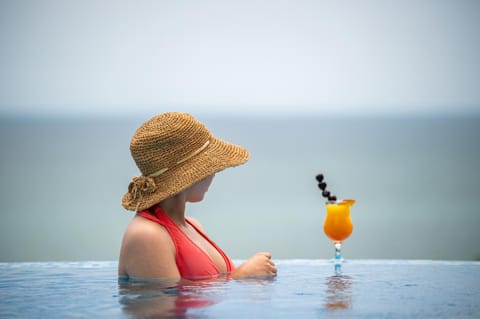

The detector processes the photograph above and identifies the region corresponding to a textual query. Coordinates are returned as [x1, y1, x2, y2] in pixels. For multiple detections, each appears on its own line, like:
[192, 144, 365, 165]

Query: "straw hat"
[122, 112, 250, 211]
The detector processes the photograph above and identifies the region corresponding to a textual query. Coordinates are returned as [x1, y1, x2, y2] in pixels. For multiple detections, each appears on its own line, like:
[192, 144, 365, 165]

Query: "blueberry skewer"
[315, 173, 337, 202]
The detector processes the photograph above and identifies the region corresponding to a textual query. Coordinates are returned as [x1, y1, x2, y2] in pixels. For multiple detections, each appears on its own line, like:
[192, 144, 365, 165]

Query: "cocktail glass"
[323, 199, 355, 275]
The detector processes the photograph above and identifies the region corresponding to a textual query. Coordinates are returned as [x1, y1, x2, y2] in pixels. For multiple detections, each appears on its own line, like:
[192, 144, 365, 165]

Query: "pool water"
[0, 260, 479, 318]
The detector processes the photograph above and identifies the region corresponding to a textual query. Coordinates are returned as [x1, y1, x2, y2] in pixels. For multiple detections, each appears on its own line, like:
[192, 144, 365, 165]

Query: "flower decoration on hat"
[127, 176, 157, 202]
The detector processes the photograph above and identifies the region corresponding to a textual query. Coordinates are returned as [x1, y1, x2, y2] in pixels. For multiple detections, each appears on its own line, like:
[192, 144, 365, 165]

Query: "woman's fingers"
[257, 252, 272, 259]
[263, 254, 277, 275]
[252, 252, 277, 275]
[270, 265, 277, 274]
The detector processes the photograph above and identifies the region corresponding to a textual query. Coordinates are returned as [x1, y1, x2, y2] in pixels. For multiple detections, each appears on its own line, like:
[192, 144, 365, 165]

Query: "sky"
[0, 0, 479, 117]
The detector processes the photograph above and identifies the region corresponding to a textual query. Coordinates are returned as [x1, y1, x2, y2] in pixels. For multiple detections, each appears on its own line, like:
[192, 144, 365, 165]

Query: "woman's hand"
[231, 252, 277, 279]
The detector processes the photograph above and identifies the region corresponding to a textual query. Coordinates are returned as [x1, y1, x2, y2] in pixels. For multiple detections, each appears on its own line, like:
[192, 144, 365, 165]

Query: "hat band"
[148, 140, 211, 178]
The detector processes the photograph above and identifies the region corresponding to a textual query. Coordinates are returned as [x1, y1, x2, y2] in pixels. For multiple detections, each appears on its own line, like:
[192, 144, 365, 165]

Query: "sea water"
[0, 260, 479, 318]
[1, 115, 480, 262]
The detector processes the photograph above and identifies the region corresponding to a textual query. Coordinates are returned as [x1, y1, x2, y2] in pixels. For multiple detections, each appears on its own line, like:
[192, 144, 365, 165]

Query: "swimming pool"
[0, 260, 478, 318]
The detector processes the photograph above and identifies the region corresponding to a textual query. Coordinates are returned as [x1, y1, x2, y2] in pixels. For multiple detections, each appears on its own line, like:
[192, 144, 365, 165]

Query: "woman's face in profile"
[186, 175, 215, 203]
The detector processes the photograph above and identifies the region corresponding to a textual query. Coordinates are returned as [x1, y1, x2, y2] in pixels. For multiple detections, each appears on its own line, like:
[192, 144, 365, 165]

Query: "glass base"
[333, 241, 343, 275]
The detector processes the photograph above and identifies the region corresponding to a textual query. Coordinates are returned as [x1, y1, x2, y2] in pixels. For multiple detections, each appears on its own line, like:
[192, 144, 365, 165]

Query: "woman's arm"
[231, 252, 277, 279]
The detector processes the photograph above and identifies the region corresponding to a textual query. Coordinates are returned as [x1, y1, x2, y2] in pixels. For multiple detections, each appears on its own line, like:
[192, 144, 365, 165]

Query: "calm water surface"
[0, 260, 479, 318]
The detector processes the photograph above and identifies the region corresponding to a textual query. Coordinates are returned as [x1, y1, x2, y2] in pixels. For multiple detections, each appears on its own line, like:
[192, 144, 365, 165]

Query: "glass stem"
[334, 241, 342, 275]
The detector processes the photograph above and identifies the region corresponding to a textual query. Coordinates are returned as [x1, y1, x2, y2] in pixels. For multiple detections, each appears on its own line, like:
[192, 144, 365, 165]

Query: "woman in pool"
[118, 112, 277, 280]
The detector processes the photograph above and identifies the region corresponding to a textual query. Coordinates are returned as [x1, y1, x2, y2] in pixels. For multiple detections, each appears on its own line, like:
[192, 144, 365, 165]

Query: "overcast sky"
[1, 0, 479, 116]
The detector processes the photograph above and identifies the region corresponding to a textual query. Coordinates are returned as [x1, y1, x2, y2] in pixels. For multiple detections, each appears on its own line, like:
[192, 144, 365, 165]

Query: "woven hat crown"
[130, 112, 211, 176]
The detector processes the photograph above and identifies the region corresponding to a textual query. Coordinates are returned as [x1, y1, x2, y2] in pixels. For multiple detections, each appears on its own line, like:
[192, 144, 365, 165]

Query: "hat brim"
[122, 136, 249, 211]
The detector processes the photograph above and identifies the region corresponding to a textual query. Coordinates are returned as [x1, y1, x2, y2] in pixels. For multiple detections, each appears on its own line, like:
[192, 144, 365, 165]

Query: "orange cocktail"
[323, 199, 355, 242]
[323, 199, 355, 275]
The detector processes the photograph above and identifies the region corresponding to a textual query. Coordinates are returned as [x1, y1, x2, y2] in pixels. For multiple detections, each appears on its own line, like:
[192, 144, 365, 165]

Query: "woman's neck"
[159, 193, 187, 226]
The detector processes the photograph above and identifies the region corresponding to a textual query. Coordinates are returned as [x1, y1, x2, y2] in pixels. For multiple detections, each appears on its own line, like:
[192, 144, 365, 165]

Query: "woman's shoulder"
[123, 215, 172, 247]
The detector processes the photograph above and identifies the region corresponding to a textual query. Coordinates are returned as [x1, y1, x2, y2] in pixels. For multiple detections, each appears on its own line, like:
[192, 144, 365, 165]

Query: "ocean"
[1, 114, 479, 262]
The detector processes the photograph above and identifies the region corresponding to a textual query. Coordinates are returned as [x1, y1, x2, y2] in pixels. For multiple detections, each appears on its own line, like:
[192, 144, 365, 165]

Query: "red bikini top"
[137, 205, 235, 280]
